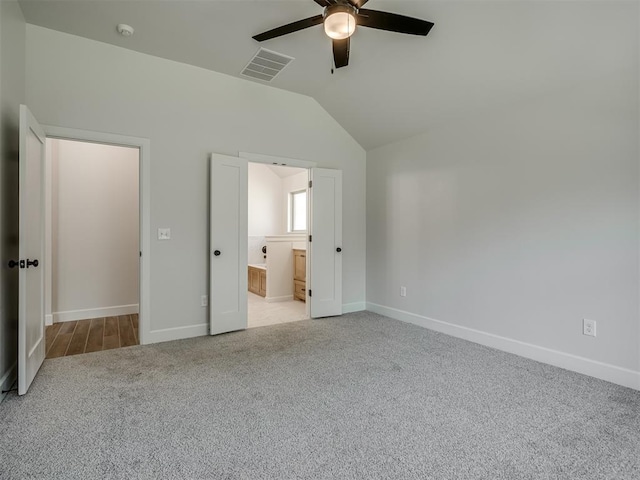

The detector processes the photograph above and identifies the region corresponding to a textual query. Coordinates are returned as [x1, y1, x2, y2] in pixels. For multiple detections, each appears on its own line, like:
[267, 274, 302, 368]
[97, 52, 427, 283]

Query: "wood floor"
[45, 315, 139, 359]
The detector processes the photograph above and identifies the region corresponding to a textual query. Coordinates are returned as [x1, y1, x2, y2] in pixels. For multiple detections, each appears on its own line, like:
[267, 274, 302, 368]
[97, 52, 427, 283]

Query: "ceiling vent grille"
[241, 48, 294, 82]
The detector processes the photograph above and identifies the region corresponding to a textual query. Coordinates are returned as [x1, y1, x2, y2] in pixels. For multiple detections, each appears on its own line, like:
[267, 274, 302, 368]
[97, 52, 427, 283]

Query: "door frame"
[239, 152, 317, 170]
[41, 125, 151, 344]
[240, 152, 317, 319]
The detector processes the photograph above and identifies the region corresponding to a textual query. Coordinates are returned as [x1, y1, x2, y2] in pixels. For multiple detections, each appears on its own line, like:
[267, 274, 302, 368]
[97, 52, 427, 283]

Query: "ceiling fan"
[252, 0, 434, 69]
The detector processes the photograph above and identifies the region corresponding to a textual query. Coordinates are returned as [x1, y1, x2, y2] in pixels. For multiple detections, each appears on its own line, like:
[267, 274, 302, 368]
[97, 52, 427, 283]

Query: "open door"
[309, 168, 342, 318]
[18, 105, 46, 395]
[209, 154, 248, 335]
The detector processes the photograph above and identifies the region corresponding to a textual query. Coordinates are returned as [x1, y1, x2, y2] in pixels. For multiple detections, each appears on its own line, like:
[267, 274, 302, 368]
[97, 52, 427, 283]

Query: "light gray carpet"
[1, 312, 639, 479]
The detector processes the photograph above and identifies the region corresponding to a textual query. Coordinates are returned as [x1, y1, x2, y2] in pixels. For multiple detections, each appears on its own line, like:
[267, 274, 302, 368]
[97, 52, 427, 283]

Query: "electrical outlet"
[201, 295, 208, 307]
[583, 319, 596, 337]
[400, 286, 407, 297]
[158, 228, 171, 240]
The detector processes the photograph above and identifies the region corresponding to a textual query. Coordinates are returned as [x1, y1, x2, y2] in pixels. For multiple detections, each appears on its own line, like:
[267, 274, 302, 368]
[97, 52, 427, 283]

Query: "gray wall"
[366, 24, 639, 373]
[26, 25, 366, 339]
[0, 0, 25, 398]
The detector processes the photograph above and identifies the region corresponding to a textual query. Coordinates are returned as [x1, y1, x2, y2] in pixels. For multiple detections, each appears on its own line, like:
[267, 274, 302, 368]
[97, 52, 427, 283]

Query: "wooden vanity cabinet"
[293, 249, 306, 302]
[248, 266, 266, 297]
[259, 270, 266, 297]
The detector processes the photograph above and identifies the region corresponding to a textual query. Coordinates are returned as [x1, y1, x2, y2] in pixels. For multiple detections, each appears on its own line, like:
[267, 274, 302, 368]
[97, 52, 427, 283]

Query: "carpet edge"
[366, 302, 640, 391]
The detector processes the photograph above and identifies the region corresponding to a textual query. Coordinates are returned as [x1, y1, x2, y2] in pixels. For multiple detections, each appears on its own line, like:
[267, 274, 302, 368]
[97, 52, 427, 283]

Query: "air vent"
[241, 48, 294, 82]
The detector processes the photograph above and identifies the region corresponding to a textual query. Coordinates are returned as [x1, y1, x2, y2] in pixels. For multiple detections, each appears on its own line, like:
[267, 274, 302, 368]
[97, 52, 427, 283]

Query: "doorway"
[44, 138, 140, 357]
[247, 162, 309, 328]
[209, 152, 342, 337]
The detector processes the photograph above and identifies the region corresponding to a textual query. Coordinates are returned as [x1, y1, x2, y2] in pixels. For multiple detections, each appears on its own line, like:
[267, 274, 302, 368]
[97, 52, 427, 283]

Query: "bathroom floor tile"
[248, 293, 308, 328]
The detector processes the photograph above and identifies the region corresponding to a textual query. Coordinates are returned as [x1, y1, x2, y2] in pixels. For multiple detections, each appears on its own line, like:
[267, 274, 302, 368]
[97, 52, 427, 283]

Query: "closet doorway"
[44, 138, 141, 357]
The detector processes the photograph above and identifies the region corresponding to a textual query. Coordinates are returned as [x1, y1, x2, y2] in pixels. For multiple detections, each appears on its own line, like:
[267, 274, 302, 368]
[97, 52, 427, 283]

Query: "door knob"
[336, 247, 342, 253]
[213, 250, 221, 256]
[8, 259, 32, 268]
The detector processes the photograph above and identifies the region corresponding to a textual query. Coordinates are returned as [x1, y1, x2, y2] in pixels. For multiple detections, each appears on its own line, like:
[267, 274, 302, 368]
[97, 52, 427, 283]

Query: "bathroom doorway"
[44, 138, 141, 357]
[247, 162, 309, 328]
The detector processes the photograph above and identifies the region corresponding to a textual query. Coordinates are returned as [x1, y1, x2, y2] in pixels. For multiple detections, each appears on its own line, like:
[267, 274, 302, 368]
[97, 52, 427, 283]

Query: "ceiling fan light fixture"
[324, 10, 356, 40]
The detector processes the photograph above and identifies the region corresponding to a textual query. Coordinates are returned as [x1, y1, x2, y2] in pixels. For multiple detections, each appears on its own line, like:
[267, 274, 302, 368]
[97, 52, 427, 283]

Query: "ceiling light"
[116, 24, 134, 37]
[324, 7, 356, 40]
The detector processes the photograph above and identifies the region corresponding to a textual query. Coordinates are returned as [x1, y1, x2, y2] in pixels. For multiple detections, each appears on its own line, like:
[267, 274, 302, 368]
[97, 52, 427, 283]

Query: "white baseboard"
[45, 314, 53, 326]
[343, 302, 366, 314]
[53, 304, 139, 323]
[367, 302, 640, 391]
[146, 323, 208, 344]
[0, 362, 17, 403]
[266, 295, 294, 303]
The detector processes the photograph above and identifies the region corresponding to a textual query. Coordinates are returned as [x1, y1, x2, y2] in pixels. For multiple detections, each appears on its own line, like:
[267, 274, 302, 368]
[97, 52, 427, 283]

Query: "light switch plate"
[158, 228, 171, 240]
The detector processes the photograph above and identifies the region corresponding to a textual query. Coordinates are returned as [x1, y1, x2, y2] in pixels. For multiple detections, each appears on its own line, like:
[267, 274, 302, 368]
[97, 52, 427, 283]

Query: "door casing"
[41, 125, 151, 344]
[241, 152, 317, 319]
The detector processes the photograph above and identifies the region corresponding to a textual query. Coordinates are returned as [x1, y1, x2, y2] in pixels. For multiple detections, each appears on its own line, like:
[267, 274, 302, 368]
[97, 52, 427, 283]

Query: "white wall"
[0, 0, 25, 398]
[248, 164, 308, 237]
[248, 163, 282, 237]
[265, 235, 306, 302]
[367, 28, 640, 386]
[26, 25, 366, 340]
[50, 139, 139, 321]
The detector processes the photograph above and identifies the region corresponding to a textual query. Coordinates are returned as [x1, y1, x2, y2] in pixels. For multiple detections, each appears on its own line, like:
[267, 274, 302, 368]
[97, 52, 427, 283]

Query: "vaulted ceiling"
[18, 1, 633, 150]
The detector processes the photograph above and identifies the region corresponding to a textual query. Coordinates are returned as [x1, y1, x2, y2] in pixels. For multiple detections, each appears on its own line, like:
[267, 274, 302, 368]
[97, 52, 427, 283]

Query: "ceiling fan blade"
[313, 0, 334, 6]
[349, 0, 370, 7]
[357, 9, 434, 36]
[253, 15, 324, 42]
[333, 37, 350, 69]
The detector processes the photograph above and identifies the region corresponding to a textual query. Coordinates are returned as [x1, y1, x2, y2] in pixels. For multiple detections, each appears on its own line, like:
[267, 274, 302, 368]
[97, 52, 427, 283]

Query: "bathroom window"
[289, 190, 307, 233]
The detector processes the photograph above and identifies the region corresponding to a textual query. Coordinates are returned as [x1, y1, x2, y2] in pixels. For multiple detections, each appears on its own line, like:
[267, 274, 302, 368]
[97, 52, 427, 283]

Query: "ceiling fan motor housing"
[323, 3, 358, 20]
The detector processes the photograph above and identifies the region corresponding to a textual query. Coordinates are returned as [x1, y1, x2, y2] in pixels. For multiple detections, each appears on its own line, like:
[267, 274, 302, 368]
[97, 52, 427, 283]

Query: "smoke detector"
[116, 24, 134, 37]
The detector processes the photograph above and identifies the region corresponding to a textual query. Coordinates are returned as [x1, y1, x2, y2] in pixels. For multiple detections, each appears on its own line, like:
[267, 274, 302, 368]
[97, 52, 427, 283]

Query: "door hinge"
[309, 235, 312, 242]
[308, 180, 312, 188]
[139, 251, 142, 257]
[308, 289, 312, 297]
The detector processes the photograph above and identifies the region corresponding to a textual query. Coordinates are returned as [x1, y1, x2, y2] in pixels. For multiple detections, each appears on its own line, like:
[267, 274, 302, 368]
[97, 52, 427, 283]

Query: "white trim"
[44, 140, 54, 327]
[239, 151, 317, 169]
[0, 362, 17, 402]
[147, 324, 209, 344]
[266, 295, 294, 303]
[367, 302, 640, 391]
[41, 125, 151, 345]
[637, 1, 640, 396]
[343, 302, 366, 314]
[265, 235, 306, 243]
[53, 304, 139, 323]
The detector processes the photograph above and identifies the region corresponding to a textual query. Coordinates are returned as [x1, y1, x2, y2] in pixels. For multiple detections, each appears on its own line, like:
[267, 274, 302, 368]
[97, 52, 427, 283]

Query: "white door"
[209, 154, 248, 335]
[309, 168, 342, 318]
[18, 105, 46, 395]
